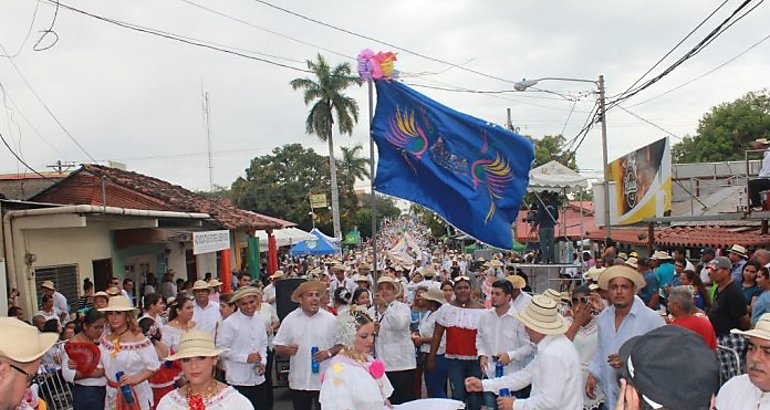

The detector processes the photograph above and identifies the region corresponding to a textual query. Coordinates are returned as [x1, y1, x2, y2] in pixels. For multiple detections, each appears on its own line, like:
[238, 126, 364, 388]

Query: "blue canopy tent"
[290, 228, 340, 256]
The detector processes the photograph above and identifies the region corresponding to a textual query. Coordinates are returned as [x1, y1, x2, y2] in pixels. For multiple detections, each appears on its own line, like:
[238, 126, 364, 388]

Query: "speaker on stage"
[275, 278, 305, 320]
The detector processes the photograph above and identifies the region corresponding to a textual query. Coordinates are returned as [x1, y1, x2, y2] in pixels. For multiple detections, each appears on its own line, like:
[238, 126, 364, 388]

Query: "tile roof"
[32, 164, 294, 232]
[586, 225, 770, 248]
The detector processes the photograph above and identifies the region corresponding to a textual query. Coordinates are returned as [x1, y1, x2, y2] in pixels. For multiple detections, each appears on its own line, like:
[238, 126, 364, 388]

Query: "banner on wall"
[192, 230, 231, 255]
[607, 137, 672, 225]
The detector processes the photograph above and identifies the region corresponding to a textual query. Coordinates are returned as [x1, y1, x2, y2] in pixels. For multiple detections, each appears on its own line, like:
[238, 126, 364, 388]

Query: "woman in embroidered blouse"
[162, 296, 196, 356]
[319, 308, 394, 410]
[565, 286, 605, 410]
[157, 329, 253, 410]
[99, 295, 161, 410]
[427, 276, 485, 410]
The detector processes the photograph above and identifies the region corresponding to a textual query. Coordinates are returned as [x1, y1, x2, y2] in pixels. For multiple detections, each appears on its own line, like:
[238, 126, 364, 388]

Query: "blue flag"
[372, 81, 534, 249]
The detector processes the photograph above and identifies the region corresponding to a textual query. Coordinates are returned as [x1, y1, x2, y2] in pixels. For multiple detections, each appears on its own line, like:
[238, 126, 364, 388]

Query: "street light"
[514, 75, 611, 240]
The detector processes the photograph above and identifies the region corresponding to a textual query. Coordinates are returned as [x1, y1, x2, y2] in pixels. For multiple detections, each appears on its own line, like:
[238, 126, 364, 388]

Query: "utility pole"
[598, 75, 612, 240]
[45, 160, 75, 173]
[201, 82, 214, 191]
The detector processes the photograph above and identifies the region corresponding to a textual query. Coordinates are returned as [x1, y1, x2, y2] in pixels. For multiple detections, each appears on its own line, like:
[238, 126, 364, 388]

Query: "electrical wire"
[177, 0, 355, 61]
[616, 106, 682, 140]
[614, 0, 730, 99]
[0, 129, 47, 178]
[628, 32, 770, 108]
[0, 41, 97, 162]
[45, 0, 313, 73]
[250, 0, 524, 85]
[0, 0, 42, 58]
[0, 80, 66, 158]
[33, 0, 60, 51]
[608, 0, 762, 108]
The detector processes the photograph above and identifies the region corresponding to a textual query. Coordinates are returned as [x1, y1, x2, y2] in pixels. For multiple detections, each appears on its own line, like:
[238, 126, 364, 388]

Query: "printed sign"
[310, 194, 327, 209]
[192, 230, 231, 255]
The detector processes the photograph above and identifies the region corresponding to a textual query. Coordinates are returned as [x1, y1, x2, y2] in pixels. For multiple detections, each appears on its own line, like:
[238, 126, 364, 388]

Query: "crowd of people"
[4, 235, 770, 409]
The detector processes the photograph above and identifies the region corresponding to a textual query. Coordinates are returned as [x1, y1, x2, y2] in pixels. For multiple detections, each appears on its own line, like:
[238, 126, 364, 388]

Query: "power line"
[0, 0, 42, 58]
[0, 41, 97, 162]
[628, 32, 770, 108]
[615, 0, 730, 99]
[46, 0, 313, 73]
[608, 0, 762, 108]
[177, 0, 355, 61]
[250, 0, 524, 85]
[616, 106, 682, 140]
[0, 79, 66, 158]
[0, 129, 47, 178]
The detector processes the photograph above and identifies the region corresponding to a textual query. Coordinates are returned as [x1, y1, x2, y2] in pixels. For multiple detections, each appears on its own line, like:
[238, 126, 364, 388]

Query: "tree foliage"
[353, 194, 402, 239]
[531, 134, 578, 170]
[673, 90, 770, 163]
[409, 204, 450, 238]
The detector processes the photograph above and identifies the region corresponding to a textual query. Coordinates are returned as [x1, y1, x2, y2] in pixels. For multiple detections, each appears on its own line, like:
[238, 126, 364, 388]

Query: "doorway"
[92, 259, 113, 292]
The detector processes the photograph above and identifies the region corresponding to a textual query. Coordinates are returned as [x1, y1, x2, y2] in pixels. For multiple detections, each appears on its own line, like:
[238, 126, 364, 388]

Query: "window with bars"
[34, 264, 79, 313]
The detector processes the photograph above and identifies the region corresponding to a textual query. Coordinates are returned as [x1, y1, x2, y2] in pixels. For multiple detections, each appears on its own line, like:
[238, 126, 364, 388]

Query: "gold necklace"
[341, 347, 368, 365]
[186, 380, 218, 400]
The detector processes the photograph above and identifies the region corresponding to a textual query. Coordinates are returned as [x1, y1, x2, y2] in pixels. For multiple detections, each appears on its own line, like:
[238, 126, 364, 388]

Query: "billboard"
[606, 137, 671, 225]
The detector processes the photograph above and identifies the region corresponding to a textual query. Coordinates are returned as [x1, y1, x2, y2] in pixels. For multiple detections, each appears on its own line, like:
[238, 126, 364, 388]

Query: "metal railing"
[35, 341, 73, 410]
[505, 263, 585, 294]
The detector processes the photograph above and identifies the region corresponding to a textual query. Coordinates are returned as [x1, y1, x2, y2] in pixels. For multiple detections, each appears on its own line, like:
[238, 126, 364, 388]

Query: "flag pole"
[368, 80, 378, 283]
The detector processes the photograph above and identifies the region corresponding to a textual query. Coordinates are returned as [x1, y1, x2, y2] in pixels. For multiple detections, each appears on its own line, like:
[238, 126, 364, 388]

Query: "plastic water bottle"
[311, 346, 320, 374]
[115, 372, 135, 404]
[499, 388, 511, 397]
[495, 360, 504, 378]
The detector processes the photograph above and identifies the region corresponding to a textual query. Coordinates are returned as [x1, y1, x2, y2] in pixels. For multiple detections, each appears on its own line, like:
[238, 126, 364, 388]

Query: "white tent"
[528, 160, 588, 193]
[255, 227, 316, 248]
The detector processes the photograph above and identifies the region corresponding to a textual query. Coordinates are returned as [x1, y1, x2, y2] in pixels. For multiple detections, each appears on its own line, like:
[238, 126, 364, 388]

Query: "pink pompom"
[320, 371, 326, 384]
[369, 359, 385, 379]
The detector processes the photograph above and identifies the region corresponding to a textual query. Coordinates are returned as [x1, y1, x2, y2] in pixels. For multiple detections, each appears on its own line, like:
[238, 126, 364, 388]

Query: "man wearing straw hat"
[215, 286, 269, 408]
[0, 318, 58, 410]
[585, 265, 664, 410]
[191, 280, 221, 336]
[716, 312, 770, 408]
[465, 295, 583, 409]
[748, 137, 770, 211]
[40, 280, 68, 323]
[274, 280, 340, 410]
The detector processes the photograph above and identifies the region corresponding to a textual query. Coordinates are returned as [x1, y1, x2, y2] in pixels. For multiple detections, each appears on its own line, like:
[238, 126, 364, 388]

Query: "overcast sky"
[0, 0, 768, 192]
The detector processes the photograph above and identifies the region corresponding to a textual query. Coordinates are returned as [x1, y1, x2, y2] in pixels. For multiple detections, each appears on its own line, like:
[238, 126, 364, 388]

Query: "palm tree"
[339, 144, 371, 188]
[291, 54, 362, 239]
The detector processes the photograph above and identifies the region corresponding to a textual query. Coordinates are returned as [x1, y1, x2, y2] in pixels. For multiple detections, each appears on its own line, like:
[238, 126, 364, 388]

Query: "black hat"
[619, 326, 718, 410]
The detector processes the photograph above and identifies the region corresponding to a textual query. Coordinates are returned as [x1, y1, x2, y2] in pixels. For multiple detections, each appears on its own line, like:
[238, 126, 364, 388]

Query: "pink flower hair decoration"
[369, 359, 385, 379]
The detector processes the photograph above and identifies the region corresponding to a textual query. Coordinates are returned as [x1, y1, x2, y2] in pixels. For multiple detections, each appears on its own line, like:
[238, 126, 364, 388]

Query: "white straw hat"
[514, 295, 569, 335]
[98, 295, 137, 312]
[231, 286, 262, 303]
[165, 330, 227, 361]
[732, 313, 770, 341]
[542, 288, 562, 304]
[0, 318, 58, 363]
[421, 287, 448, 305]
[192, 280, 211, 291]
[598, 265, 646, 290]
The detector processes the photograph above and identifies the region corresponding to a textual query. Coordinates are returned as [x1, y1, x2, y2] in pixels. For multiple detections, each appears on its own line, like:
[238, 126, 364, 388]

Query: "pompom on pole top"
[358, 49, 399, 81]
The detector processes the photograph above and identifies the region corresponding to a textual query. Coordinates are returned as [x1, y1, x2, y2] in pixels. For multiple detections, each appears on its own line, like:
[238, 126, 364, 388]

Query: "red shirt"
[673, 314, 718, 350]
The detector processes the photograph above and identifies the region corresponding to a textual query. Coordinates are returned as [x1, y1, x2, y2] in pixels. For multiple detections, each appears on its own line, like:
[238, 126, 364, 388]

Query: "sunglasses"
[9, 363, 35, 387]
[571, 296, 589, 305]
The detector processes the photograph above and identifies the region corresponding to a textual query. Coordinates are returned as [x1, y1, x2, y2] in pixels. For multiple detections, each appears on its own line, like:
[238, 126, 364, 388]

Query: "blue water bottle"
[499, 388, 511, 397]
[311, 346, 320, 374]
[115, 372, 136, 404]
[495, 360, 504, 378]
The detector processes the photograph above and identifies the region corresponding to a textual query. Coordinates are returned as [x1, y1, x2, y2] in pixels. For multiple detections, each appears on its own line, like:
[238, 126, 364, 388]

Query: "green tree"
[409, 204, 450, 238]
[290, 54, 362, 239]
[338, 144, 371, 189]
[531, 134, 578, 170]
[353, 194, 401, 239]
[673, 90, 770, 163]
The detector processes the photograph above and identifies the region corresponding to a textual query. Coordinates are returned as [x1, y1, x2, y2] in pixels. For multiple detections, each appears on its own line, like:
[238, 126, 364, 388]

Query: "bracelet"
[327, 350, 332, 358]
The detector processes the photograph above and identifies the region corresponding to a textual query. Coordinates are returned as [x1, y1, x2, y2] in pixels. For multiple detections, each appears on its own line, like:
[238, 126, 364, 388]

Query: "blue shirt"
[732, 259, 747, 284]
[637, 271, 659, 305]
[655, 263, 675, 297]
[752, 290, 770, 325]
[589, 296, 665, 410]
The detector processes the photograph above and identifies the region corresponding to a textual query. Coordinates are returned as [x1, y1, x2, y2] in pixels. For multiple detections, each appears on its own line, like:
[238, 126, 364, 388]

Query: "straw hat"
[230, 286, 262, 303]
[488, 260, 503, 268]
[421, 265, 437, 278]
[107, 287, 121, 296]
[583, 267, 605, 282]
[421, 287, 448, 305]
[165, 330, 227, 361]
[352, 274, 369, 283]
[93, 291, 110, 300]
[506, 275, 526, 290]
[0, 318, 58, 363]
[543, 288, 562, 304]
[290, 280, 327, 303]
[269, 270, 285, 280]
[625, 257, 639, 270]
[754, 138, 770, 146]
[728, 244, 748, 258]
[40, 280, 55, 290]
[98, 295, 137, 312]
[514, 295, 569, 335]
[376, 276, 404, 297]
[208, 279, 223, 288]
[192, 280, 211, 291]
[598, 265, 646, 290]
[330, 264, 347, 273]
[732, 313, 770, 340]
[651, 251, 672, 261]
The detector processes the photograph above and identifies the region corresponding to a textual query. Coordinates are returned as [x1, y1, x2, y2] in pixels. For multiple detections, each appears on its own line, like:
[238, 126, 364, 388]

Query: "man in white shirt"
[717, 313, 770, 409]
[465, 295, 583, 410]
[263, 271, 284, 312]
[749, 137, 770, 211]
[274, 280, 340, 410]
[158, 272, 177, 300]
[476, 280, 535, 406]
[328, 264, 354, 296]
[40, 281, 68, 323]
[506, 275, 532, 313]
[374, 276, 416, 404]
[216, 286, 268, 408]
[191, 280, 221, 336]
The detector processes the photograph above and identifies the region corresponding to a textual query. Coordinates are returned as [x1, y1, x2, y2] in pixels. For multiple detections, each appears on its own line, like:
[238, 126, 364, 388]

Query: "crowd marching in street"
[5, 217, 770, 410]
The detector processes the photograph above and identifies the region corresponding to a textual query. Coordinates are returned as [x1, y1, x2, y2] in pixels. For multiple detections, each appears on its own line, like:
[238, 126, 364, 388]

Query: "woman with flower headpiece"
[156, 330, 253, 410]
[99, 295, 161, 410]
[138, 316, 178, 409]
[319, 308, 394, 409]
[62, 307, 107, 410]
